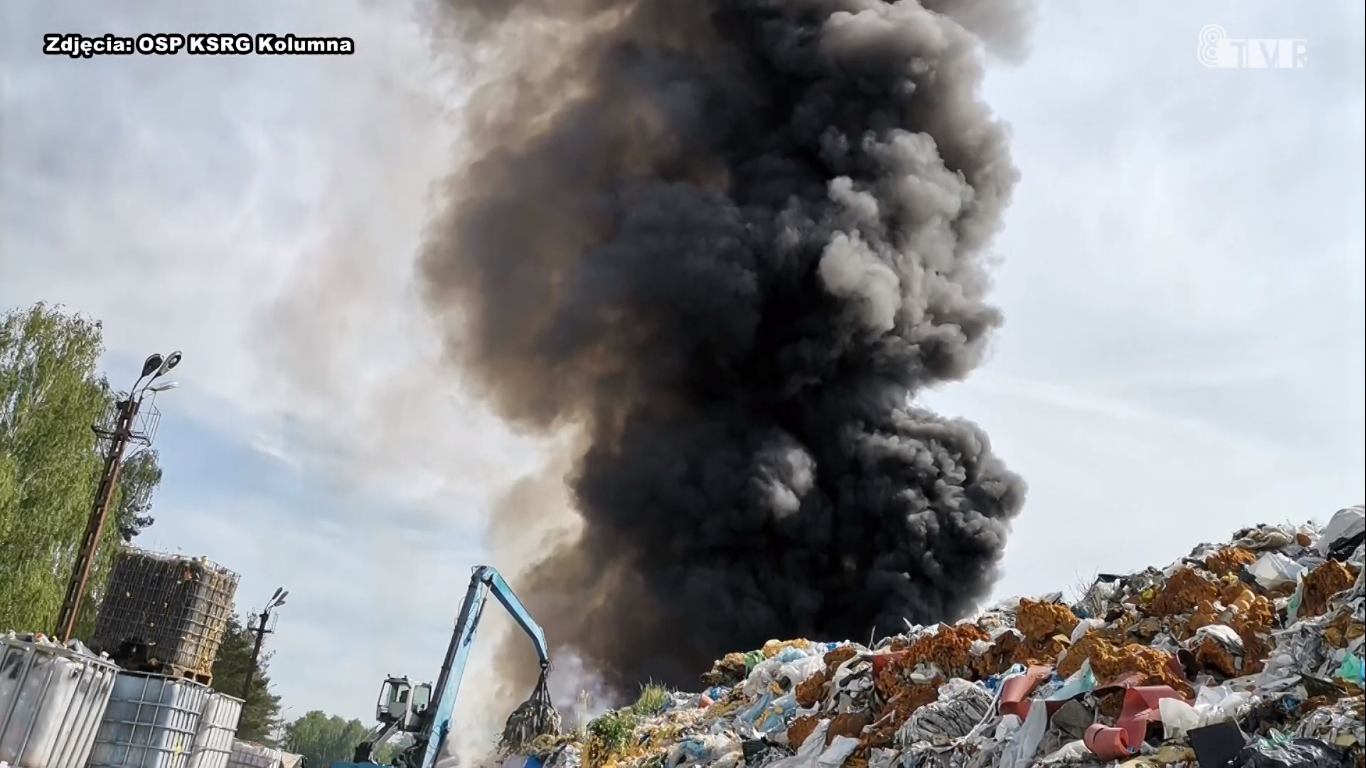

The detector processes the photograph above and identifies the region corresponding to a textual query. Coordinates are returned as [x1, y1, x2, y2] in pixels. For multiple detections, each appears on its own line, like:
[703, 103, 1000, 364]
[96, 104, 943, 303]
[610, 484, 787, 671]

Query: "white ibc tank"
[87, 672, 211, 768]
[185, 693, 244, 768]
[226, 741, 283, 768]
[0, 634, 120, 768]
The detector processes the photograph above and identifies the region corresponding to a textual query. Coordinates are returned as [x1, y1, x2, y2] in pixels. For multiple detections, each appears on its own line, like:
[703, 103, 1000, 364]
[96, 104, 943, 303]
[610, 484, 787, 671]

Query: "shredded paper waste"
[500, 506, 1365, 768]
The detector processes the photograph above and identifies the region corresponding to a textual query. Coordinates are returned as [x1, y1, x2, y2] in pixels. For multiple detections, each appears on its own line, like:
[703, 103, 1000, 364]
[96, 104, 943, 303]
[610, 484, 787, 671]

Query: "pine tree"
[212, 613, 285, 743]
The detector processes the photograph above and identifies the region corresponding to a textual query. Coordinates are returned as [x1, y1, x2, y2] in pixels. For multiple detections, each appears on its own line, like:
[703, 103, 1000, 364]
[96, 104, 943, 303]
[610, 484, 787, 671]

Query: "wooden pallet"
[152, 661, 213, 686]
[108, 645, 213, 685]
[128, 658, 213, 686]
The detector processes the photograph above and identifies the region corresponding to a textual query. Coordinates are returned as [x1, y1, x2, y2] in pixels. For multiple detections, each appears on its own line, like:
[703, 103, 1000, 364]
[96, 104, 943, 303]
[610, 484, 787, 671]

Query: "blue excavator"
[332, 566, 561, 768]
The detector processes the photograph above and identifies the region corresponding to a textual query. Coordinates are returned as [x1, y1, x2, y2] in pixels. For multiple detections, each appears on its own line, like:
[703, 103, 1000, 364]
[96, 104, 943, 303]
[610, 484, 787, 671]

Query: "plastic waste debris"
[1235, 737, 1356, 768]
[1335, 653, 1363, 685]
[1249, 552, 1305, 589]
[499, 507, 1365, 768]
[1318, 506, 1365, 557]
[1083, 723, 1134, 761]
[896, 678, 994, 746]
[997, 696, 1048, 768]
[1186, 720, 1245, 768]
[1037, 739, 1091, 765]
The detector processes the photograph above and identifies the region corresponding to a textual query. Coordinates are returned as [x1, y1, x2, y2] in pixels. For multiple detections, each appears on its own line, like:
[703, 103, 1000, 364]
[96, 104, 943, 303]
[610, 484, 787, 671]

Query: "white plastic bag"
[1037, 740, 1091, 765]
[1159, 698, 1204, 739]
[1159, 686, 1250, 738]
[817, 738, 860, 768]
[994, 714, 1022, 742]
[776, 656, 827, 689]
[766, 722, 859, 768]
[997, 697, 1048, 768]
[1249, 552, 1305, 589]
[668, 735, 741, 768]
[1186, 624, 1244, 651]
[1318, 506, 1366, 555]
[1070, 619, 1107, 645]
[867, 748, 899, 768]
[1194, 685, 1250, 719]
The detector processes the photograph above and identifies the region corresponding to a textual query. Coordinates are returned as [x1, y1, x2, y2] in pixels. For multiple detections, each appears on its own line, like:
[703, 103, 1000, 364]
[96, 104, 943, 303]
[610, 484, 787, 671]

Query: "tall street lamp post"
[242, 587, 288, 704]
[55, 351, 183, 643]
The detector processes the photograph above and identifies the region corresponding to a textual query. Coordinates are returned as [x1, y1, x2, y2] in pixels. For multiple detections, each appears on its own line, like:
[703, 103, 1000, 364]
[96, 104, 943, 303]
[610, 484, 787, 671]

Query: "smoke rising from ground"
[422, 0, 1034, 701]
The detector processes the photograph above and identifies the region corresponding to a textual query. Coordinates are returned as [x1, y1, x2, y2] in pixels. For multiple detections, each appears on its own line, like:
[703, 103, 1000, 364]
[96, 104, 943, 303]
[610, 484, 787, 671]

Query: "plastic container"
[0, 634, 120, 768]
[226, 741, 283, 768]
[87, 672, 211, 768]
[185, 693, 244, 768]
[92, 549, 239, 676]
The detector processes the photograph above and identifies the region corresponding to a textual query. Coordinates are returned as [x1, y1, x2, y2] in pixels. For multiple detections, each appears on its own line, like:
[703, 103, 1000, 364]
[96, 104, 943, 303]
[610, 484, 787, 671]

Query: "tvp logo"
[1198, 24, 1307, 69]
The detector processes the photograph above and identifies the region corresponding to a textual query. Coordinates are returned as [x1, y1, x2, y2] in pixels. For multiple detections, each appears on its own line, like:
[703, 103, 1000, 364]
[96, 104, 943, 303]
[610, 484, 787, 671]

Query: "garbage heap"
[510, 506, 1365, 768]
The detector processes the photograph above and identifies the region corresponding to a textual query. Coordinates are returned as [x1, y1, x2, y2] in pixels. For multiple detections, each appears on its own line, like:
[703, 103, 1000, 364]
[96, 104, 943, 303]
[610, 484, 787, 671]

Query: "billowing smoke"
[422, 0, 1033, 700]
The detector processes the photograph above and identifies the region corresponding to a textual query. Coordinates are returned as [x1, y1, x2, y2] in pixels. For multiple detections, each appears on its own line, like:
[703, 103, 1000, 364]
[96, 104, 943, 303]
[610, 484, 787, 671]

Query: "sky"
[2, 0, 1364, 736]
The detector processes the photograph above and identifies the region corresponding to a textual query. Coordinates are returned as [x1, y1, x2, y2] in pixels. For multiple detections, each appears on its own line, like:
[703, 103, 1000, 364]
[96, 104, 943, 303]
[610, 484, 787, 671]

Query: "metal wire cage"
[91, 548, 240, 676]
[93, 393, 161, 449]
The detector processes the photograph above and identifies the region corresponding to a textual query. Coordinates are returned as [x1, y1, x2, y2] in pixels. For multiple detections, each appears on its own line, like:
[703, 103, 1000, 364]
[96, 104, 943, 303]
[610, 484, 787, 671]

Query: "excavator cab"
[377, 676, 432, 732]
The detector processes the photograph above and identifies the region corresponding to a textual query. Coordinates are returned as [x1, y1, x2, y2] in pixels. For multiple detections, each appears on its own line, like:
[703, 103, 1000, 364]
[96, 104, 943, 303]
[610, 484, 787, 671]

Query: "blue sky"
[3, 0, 1363, 748]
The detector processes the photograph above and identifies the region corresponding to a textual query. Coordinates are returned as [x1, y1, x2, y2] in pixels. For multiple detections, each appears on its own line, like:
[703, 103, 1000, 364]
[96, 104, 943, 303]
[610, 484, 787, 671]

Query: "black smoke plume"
[421, 0, 1033, 697]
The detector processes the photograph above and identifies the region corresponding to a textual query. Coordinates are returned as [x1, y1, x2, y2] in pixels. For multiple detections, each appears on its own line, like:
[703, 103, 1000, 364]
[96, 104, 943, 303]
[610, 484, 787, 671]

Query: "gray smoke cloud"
[422, 0, 1033, 699]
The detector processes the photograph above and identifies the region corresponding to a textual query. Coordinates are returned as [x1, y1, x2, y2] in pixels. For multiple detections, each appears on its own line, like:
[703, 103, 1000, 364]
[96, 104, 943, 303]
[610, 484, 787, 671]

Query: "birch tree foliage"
[0, 302, 162, 635]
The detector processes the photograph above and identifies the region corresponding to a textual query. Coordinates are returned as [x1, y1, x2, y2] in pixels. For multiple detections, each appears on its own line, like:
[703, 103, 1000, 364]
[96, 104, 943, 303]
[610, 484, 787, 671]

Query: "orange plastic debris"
[1192, 632, 1240, 677]
[1300, 560, 1357, 618]
[796, 669, 828, 707]
[788, 716, 820, 748]
[828, 711, 870, 742]
[1148, 568, 1220, 617]
[1204, 547, 1256, 577]
[971, 630, 1027, 679]
[1325, 604, 1366, 648]
[1017, 599, 1080, 644]
[764, 638, 813, 658]
[862, 683, 940, 747]
[1061, 635, 1193, 697]
[1084, 723, 1135, 760]
[895, 624, 990, 678]
[825, 645, 858, 670]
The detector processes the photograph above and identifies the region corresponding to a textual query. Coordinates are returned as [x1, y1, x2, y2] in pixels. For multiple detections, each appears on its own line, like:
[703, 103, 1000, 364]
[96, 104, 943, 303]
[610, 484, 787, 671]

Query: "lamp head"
[140, 354, 164, 378]
[156, 351, 183, 377]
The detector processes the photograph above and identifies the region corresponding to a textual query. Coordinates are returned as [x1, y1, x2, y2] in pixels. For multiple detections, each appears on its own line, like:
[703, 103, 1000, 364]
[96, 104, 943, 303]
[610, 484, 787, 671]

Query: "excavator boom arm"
[418, 566, 550, 768]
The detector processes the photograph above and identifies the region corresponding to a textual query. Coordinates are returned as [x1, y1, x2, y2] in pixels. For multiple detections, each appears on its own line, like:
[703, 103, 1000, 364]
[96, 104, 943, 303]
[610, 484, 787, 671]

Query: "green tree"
[373, 737, 413, 766]
[283, 711, 372, 768]
[0, 303, 163, 635]
[212, 613, 284, 744]
[114, 449, 162, 541]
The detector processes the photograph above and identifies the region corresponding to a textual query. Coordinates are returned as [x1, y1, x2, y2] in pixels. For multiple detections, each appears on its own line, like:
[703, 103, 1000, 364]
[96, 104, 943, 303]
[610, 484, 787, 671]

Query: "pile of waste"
[508, 506, 1365, 768]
